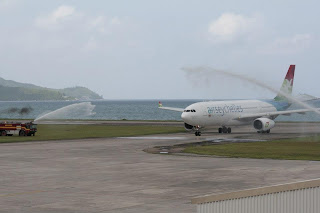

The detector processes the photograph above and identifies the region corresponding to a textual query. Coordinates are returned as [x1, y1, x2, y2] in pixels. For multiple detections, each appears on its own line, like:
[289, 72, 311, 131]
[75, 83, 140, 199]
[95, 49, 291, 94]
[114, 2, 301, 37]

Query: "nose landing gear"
[194, 125, 201, 136]
[218, 126, 231, 134]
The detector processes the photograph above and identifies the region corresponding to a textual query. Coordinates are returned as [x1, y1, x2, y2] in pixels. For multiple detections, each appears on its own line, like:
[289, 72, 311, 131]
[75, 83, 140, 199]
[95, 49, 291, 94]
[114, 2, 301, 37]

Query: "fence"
[192, 178, 320, 213]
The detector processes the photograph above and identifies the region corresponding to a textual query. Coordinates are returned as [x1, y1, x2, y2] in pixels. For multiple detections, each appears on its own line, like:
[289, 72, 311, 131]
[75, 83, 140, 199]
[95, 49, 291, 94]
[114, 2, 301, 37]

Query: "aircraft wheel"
[222, 127, 228, 133]
[218, 128, 222, 133]
[227, 127, 231, 133]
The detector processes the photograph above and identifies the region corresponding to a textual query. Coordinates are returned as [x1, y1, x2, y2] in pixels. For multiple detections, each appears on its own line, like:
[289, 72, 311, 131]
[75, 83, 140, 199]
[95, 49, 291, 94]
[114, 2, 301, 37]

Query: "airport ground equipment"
[0, 122, 37, 136]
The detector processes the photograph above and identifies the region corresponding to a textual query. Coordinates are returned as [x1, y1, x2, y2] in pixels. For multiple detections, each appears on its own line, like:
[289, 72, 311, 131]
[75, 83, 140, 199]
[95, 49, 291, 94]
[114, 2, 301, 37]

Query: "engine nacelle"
[253, 118, 275, 131]
[184, 123, 194, 131]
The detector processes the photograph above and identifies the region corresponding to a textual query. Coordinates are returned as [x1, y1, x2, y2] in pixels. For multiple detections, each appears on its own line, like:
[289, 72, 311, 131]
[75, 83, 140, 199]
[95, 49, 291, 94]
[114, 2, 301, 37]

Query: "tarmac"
[1, 122, 320, 213]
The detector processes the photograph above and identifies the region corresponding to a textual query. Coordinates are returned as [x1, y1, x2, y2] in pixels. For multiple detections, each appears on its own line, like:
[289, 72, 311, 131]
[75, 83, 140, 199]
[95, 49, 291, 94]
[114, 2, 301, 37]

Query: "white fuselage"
[181, 100, 277, 127]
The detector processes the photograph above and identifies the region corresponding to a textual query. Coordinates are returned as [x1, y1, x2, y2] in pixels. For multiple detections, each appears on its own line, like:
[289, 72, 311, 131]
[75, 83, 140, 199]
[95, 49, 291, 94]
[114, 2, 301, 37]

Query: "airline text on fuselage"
[207, 104, 244, 116]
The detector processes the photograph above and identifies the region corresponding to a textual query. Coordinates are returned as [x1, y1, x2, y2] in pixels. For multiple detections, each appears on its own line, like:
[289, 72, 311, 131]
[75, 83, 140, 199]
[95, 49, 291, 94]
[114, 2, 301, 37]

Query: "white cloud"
[82, 16, 134, 52]
[89, 16, 122, 34]
[89, 15, 108, 33]
[261, 34, 314, 54]
[91, 15, 105, 28]
[83, 37, 98, 51]
[51, 5, 75, 20]
[208, 13, 261, 43]
[110, 17, 121, 26]
[0, 0, 17, 10]
[35, 5, 77, 30]
[31, 6, 133, 53]
[34, 5, 126, 35]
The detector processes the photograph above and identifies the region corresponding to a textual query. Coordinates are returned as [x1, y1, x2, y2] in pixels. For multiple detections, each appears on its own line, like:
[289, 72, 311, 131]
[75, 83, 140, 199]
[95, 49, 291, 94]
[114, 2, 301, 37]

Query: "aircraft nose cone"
[181, 112, 186, 120]
[181, 112, 189, 123]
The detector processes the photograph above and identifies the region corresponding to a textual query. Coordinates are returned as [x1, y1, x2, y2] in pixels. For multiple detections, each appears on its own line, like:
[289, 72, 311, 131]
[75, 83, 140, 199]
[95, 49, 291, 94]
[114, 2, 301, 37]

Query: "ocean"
[0, 100, 320, 121]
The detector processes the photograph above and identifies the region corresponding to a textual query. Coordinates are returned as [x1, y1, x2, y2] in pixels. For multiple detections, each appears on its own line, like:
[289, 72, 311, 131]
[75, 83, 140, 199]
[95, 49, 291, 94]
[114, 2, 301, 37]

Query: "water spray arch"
[34, 102, 96, 122]
[182, 66, 320, 116]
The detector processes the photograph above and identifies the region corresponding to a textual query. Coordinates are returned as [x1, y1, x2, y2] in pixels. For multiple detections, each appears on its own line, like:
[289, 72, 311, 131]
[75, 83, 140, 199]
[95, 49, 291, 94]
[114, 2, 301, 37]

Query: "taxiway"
[1, 122, 320, 212]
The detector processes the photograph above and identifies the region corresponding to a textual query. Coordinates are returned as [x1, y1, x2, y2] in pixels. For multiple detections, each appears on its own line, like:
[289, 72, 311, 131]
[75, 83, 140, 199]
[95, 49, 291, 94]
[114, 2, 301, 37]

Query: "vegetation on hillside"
[0, 86, 66, 101]
[0, 77, 103, 101]
[60, 86, 103, 100]
[0, 77, 41, 89]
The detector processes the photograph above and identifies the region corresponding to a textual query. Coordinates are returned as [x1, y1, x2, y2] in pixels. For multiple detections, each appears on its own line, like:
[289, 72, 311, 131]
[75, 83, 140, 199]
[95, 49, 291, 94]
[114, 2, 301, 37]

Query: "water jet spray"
[34, 102, 96, 122]
[182, 66, 320, 116]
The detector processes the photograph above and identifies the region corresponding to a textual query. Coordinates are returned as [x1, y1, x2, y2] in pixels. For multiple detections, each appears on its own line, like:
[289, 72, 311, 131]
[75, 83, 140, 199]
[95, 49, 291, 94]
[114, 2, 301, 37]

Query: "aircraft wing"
[158, 106, 184, 112]
[236, 108, 320, 120]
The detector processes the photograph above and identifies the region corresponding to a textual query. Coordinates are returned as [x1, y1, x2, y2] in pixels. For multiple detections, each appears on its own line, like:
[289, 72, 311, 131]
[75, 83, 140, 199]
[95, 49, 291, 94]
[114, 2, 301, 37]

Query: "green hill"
[0, 77, 103, 101]
[60, 87, 102, 100]
[0, 77, 41, 89]
[0, 86, 65, 101]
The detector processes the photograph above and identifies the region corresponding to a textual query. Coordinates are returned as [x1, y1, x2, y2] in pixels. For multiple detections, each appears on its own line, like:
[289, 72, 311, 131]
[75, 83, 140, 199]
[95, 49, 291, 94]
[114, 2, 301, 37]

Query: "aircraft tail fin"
[274, 65, 295, 102]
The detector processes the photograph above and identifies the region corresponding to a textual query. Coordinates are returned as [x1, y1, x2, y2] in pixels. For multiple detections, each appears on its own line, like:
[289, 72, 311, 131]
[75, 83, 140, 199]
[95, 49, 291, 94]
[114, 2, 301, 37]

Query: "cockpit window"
[184, 109, 196, 113]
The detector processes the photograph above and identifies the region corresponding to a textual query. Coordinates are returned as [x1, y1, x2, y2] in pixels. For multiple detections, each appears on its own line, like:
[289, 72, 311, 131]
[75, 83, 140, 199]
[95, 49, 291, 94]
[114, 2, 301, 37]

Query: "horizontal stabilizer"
[294, 94, 319, 102]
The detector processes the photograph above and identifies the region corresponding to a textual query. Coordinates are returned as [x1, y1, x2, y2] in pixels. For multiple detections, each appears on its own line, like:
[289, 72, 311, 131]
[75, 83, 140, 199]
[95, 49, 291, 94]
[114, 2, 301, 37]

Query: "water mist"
[34, 102, 96, 122]
[182, 66, 320, 116]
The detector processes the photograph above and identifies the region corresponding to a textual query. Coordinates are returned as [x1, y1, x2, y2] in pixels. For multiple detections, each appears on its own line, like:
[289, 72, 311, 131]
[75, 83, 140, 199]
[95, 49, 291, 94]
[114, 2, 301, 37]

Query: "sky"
[0, 0, 319, 99]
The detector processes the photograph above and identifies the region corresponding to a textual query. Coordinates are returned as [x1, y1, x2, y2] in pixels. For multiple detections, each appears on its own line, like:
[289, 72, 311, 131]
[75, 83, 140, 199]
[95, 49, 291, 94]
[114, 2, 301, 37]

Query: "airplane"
[159, 65, 320, 136]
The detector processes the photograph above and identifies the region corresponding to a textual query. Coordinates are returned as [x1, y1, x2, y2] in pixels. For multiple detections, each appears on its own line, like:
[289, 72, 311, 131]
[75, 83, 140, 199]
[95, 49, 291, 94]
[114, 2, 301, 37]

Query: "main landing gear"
[257, 130, 270, 134]
[195, 131, 201, 136]
[218, 126, 231, 134]
[194, 125, 201, 136]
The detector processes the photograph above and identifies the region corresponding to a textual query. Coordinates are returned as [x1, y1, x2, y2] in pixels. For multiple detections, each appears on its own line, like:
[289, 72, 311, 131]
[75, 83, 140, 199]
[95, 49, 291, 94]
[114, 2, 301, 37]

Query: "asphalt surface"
[1, 122, 320, 213]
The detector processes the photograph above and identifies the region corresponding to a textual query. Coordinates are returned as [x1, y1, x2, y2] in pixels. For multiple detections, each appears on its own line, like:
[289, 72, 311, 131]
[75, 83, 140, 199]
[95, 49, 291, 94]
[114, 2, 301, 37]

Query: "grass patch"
[184, 135, 320, 161]
[0, 124, 184, 143]
[0, 118, 182, 122]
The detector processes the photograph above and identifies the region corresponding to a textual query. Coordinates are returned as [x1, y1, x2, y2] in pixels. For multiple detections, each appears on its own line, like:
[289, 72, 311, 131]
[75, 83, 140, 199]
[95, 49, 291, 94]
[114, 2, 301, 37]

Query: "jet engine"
[253, 118, 275, 132]
[184, 123, 194, 131]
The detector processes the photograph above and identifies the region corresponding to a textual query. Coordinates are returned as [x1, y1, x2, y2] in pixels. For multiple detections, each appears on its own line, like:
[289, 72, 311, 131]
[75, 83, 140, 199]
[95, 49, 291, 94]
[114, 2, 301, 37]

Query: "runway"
[1, 122, 320, 212]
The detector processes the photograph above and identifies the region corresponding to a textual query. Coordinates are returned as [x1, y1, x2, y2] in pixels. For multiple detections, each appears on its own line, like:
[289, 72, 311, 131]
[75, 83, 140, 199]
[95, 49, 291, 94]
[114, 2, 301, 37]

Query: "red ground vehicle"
[0, 122, 37, 136]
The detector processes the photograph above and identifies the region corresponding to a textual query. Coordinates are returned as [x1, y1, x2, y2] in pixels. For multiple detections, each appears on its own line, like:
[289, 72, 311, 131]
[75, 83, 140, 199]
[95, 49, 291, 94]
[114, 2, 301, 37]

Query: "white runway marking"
[204, 138, 266, 143]
[118, 136, 266, 142]
[118, 136, 189, 140]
